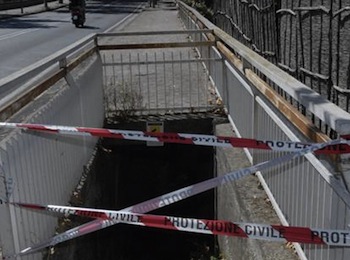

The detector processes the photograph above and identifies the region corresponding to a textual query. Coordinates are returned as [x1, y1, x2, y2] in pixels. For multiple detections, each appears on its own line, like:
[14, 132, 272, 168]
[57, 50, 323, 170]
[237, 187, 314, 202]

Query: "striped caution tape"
[0, 122, 349, 154]
[13, 202, 350, 247]
[4, 138, 348, 258]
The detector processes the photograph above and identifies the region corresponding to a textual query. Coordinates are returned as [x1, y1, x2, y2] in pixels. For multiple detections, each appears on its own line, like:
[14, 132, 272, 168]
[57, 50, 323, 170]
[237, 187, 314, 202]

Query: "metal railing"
[1, 4, 350, 258]
[0, 33, 96, 121]
[97, 30, 221, 119]
[212, 1, 350, 135]
[0, 33, 102, 259]
[178, 2, 350, 260]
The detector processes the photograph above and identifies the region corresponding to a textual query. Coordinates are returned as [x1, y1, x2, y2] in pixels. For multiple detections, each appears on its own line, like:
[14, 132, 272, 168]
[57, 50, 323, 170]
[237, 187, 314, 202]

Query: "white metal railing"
[0, 35, 103, 259]
[0, 33, 96, 121]
[98, 30, 220, 117]
[178, 2, 350, 260]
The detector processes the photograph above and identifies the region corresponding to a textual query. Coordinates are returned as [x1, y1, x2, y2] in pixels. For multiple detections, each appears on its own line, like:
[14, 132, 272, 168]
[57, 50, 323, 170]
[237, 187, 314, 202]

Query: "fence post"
[221, 57, 228, 111]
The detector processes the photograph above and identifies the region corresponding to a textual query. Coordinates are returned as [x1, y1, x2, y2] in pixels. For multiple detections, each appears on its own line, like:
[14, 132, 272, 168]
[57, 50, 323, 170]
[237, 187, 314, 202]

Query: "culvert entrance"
[51, 116, 223, 260]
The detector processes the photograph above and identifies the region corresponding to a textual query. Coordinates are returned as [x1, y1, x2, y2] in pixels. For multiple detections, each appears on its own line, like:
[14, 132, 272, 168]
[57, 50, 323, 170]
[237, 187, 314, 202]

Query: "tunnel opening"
[49, 115, 222, 259]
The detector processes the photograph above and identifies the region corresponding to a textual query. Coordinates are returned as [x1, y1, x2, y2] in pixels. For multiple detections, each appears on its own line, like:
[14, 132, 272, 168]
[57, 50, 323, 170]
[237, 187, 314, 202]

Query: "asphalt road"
[0, 0, 146, 79]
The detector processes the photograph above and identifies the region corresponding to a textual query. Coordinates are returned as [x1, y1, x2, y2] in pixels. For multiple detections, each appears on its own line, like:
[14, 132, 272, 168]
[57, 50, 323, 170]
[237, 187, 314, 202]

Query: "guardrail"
[180, 3, 350, 138]
[0, 33, 96, 121]
[96, 30, 220, 117]
[0, 28, 222, 123]
[0, 34, 103, 258]
[0, 28, 221, 258]
[178, 2, 350, 260]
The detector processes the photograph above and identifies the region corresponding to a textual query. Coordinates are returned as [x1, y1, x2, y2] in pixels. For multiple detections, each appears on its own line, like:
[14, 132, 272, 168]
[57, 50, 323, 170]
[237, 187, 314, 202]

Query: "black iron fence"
[213, 0, 350, 116]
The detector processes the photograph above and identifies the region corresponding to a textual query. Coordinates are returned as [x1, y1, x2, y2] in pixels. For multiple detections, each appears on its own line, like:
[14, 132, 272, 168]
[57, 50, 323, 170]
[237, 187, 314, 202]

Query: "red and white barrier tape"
[0, 122, 349, 154]
[13, 202, 350, 247]
[4, 139, 348, 258]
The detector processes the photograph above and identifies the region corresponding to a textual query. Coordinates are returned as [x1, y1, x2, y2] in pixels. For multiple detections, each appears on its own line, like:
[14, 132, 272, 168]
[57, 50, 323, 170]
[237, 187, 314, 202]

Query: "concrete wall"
[0, 53, 104, 259]
[215, 123, 298, 260]
[0, 0, 56, 10]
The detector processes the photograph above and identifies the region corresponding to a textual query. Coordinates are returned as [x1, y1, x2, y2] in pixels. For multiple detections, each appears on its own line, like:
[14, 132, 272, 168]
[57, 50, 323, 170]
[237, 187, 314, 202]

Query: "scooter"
[71, 8, 85, 28]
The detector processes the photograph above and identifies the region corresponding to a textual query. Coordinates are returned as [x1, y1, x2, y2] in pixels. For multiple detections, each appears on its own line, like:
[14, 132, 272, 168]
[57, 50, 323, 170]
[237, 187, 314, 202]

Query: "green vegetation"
[106, 81, 144, 121]
[181, 0, 214, 20]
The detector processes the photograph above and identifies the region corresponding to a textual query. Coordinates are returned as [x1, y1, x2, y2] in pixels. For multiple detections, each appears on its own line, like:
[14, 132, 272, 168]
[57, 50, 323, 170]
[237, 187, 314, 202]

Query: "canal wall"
[215, 123, 298, 260]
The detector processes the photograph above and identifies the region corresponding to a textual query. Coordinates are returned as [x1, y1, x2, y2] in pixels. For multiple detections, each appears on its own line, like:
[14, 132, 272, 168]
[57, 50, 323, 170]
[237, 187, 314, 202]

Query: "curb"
[0, 2, 69, 20]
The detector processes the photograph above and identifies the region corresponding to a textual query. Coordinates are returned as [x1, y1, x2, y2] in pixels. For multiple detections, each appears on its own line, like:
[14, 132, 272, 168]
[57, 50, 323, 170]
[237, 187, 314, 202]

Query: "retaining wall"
[0, 53, 104, 259]
[0, 0, 56, 10]
[215, 123, 298, 260]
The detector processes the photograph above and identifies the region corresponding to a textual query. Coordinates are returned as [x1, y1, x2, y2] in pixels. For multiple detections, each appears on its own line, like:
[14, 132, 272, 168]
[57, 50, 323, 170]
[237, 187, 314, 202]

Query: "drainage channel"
[49, 116, 222, 259]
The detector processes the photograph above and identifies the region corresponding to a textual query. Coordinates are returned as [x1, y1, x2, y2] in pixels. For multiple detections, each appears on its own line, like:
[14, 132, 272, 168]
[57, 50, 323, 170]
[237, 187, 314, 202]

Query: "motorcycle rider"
[149, 0, 157, 8]
[69, 0, 86, 24]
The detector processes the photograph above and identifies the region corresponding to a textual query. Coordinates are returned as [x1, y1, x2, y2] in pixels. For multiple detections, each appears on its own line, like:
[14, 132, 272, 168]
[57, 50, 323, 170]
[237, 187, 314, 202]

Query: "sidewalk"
[119, 1, 180, 32]
[0, 0, 69, 20]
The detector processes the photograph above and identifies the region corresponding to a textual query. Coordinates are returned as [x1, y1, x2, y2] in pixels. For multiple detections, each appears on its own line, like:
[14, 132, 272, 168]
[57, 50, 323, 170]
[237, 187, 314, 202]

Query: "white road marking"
[0, 28, 40, 41]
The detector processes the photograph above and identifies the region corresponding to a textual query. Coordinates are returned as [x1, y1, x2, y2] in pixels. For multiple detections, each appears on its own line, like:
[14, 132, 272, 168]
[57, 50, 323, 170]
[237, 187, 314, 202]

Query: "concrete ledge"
[215, 123, 298, 260]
